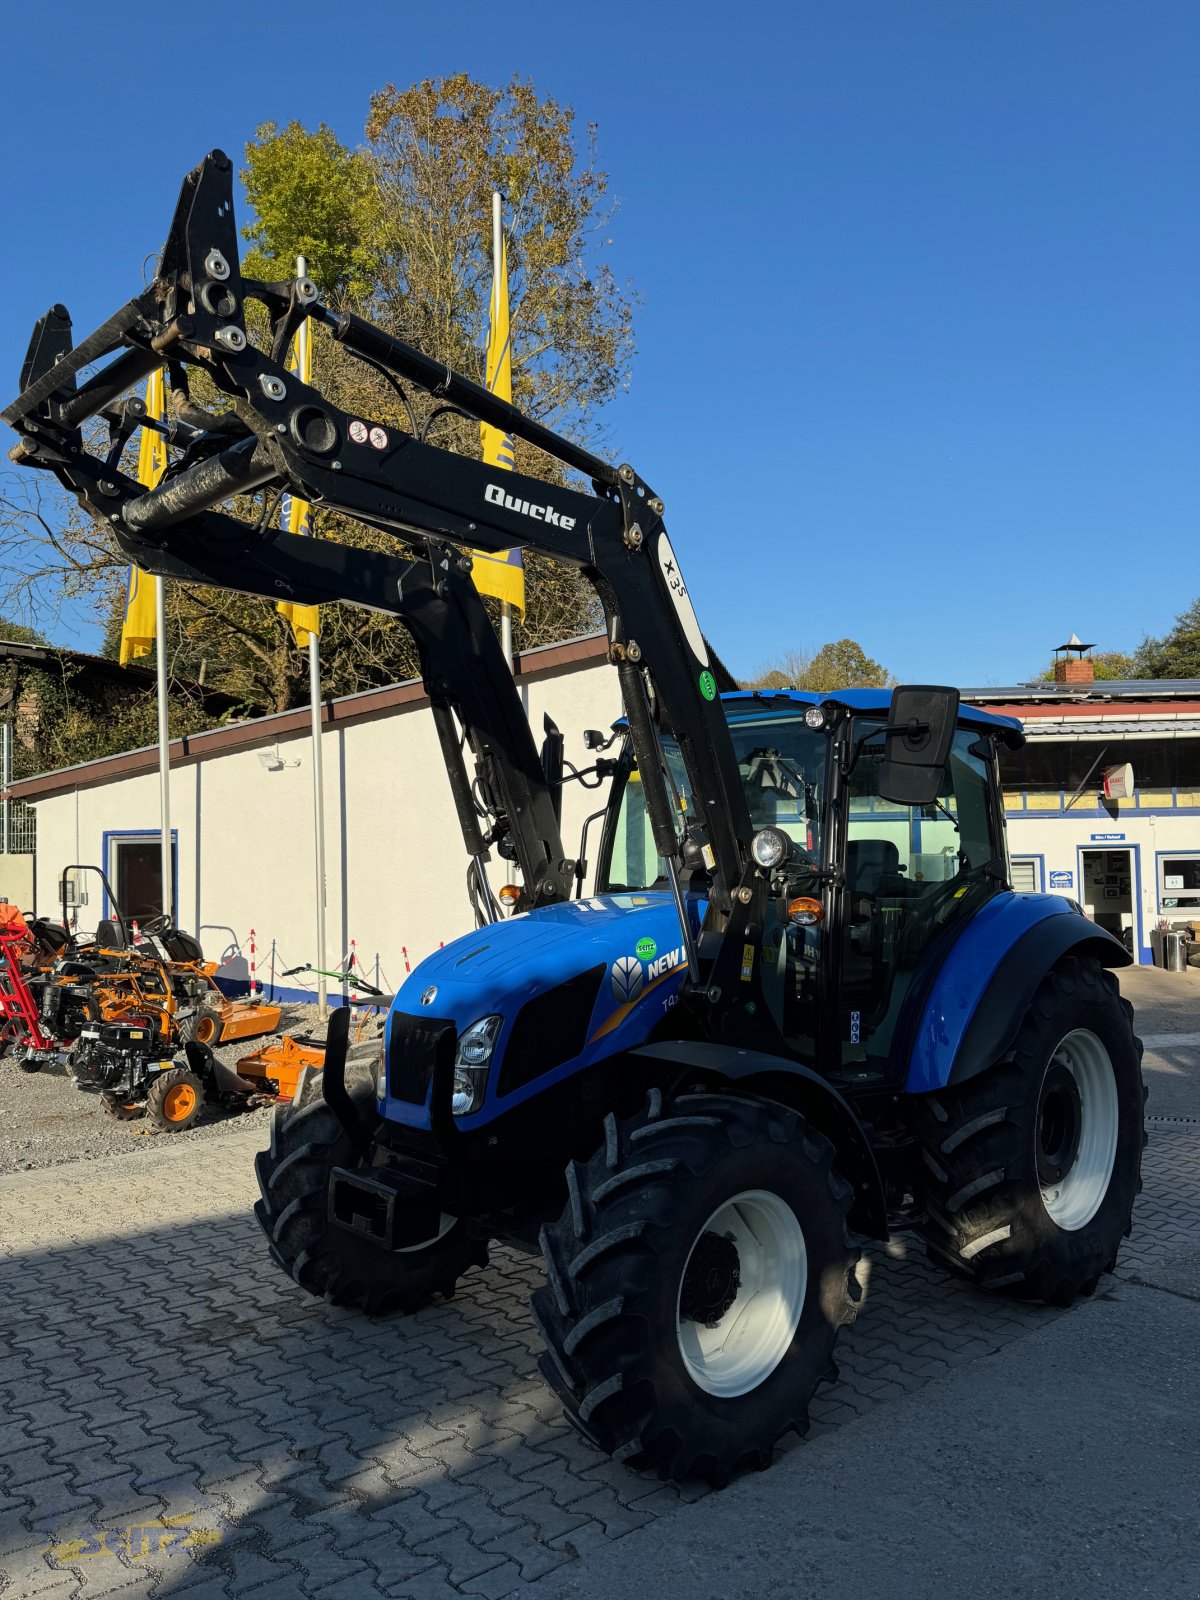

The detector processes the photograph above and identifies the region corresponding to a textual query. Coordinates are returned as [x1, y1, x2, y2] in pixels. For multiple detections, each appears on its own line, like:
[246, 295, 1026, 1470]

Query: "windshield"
[601, 710, 828, 893]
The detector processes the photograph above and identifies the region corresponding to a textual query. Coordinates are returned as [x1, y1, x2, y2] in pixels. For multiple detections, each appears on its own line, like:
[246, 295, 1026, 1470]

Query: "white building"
[965, 654, 1200, 964]
[10, 635, 1197, 986]
[9, 635, 619, 999]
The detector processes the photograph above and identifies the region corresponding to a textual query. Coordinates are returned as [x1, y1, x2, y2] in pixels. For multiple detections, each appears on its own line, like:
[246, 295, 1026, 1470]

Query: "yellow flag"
[473, 225, 525, 617]
[118, 369, 167, 666]
[277, 327, 321, 647]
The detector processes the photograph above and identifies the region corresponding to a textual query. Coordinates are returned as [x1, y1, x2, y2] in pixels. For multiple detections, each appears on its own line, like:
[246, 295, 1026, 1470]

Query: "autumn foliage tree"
[748, 639, 894, 692]
[0, 75, 636, 718]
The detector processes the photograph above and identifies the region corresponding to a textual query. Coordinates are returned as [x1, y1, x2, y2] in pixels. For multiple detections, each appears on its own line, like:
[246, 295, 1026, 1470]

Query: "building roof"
[6, 631, 609, 803]
[963, 680, 1200, 705]
[0, 636, 157, 688]
[0, 635, 243, 710]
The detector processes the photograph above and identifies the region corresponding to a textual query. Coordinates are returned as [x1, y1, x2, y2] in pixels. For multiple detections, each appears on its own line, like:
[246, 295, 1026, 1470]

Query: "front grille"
[498, 965, 605, 1096]
[388, 1011, 456, 1105]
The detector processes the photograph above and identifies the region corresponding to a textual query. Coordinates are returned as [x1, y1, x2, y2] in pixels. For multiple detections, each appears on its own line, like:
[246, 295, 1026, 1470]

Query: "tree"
[0, 75, 635, 713]
[0, 619, 46, 645]
[1134, 598, 1200, 679]
[747, 639, 893, 692]
[747, 647, 813, 690]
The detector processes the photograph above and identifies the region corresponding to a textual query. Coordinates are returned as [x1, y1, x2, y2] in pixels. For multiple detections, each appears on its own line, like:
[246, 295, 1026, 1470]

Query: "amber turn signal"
[498, 884, 522, 909]
[787, 896, 824, 926]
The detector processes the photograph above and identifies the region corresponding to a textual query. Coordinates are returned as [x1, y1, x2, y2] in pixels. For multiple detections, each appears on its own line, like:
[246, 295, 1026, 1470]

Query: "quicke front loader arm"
[4, 149, 779, 1048]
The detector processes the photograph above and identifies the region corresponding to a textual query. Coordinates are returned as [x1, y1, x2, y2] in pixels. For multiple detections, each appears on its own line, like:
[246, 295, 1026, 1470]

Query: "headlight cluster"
[750, 826, 791, 872]
[452, 1015, 502, 1116]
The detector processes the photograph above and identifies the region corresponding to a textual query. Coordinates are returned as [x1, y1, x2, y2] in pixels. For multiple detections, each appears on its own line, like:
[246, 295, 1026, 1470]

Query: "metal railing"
[0, 722, 36, 855]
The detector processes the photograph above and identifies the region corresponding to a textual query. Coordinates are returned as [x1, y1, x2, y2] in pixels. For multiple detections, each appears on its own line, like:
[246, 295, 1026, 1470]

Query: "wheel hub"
[679, 1231, 741, 1328]
[1036, 1059, 1083, 1184]
[675, 1189, 808, 1398]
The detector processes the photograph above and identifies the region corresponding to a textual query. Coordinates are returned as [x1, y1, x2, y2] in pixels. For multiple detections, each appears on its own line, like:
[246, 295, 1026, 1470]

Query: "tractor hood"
[386, 893, 699, 1125]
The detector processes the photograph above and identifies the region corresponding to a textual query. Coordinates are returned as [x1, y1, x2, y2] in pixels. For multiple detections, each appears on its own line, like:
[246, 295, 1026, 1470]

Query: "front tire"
[915, 956, 1146, 1304]
[146, 1066, 205, 1131]
[531, 1090, 859, 1485]
[100, 1094, 144, 1121]
[253, 1081, 487, 1311]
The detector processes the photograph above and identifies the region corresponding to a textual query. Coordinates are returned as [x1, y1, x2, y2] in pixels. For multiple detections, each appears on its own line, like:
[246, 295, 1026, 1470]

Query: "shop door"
[1079, 847, 1135, 955]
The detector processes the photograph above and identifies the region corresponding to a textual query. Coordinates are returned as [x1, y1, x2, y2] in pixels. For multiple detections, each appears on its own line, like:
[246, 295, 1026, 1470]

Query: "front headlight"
[751, 826, 791, 871]
[452, 1015, 502, 1116]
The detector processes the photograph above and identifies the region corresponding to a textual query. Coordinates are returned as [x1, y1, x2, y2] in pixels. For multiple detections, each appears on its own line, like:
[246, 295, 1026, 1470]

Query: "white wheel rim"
[1038, 1028, 1119, 1231]
[675, 1188, 807, 1398]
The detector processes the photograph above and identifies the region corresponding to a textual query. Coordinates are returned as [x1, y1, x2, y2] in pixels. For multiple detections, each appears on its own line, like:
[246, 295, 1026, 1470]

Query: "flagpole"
[492, 191, 514, 675]
[154, 574, 173, 921]
[298, 254, 329, 1021]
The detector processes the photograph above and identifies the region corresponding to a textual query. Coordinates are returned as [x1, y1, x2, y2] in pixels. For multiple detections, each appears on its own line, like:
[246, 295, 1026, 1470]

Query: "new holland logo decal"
[610, 955, 643, 1003]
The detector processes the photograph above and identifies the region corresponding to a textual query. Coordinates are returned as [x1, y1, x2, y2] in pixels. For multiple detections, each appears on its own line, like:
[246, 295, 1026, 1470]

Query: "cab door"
[833, 724, 1003, 1085]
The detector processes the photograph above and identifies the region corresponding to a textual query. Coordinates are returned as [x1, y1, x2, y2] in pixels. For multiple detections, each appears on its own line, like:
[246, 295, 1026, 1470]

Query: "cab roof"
[720, 688, 1025, 747]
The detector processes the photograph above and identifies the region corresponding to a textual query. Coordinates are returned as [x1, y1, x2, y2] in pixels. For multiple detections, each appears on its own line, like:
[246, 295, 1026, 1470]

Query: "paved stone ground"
[0, 970, 1194, 1599]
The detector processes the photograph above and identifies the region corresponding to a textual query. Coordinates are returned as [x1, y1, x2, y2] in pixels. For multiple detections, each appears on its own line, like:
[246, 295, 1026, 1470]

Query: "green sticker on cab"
[699, 670, 716, 701]
[635, 937, 657, 960]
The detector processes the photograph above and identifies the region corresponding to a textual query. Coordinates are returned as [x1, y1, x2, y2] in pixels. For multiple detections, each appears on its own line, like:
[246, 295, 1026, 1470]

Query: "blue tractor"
[6, 153, 1146, 1486]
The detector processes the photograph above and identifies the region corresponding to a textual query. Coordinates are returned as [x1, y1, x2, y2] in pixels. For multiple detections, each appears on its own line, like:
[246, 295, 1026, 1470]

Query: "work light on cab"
[803, 706, 826, 730]
[750, 826, 791, 872]
[452, 1015, 502, 1115]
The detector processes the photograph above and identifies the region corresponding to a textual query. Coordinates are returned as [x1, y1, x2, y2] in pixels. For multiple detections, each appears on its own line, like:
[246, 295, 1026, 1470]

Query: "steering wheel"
[139, 913, 173, 935]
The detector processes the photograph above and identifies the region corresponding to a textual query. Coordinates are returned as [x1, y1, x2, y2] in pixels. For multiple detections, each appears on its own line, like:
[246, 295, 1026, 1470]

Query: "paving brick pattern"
[1, 1108, 1195, 1599]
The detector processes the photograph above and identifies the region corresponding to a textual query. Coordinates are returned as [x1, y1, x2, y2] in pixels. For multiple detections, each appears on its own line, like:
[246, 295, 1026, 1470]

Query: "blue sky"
[1, 1, 1196, 685]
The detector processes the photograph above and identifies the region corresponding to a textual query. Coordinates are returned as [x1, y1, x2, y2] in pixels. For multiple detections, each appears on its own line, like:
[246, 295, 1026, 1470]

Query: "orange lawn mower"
[230, 960, 390, 1102]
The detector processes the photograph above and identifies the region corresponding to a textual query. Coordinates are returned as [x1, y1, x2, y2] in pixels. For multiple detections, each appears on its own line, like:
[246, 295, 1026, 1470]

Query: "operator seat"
[846, 839, 903, 912]
[843, 839, 905, 1009]
[95, 918, 126, 950]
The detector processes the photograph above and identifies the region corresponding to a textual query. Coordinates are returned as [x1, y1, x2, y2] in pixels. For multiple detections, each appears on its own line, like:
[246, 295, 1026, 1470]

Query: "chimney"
[1052, 633, 1094, 687]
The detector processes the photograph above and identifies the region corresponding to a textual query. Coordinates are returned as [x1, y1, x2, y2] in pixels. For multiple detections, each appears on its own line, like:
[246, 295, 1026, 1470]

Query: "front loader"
[4, 152, 1146, 1484]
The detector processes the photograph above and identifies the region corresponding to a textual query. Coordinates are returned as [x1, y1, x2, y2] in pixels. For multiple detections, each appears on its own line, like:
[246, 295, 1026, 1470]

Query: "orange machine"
[235, 1033, 327, 1100]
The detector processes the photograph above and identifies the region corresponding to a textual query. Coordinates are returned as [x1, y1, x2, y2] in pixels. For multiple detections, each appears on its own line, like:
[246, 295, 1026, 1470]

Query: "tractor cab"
[596, 689, 1025, 1089]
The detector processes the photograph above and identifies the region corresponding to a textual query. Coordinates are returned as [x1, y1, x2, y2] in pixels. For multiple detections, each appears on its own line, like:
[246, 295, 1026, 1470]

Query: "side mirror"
[877, 685, 959, 807]
[541, 714, 565, 824]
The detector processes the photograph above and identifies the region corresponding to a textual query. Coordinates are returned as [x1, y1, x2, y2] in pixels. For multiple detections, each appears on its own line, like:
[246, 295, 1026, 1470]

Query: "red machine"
[0, 905, 57, 1061]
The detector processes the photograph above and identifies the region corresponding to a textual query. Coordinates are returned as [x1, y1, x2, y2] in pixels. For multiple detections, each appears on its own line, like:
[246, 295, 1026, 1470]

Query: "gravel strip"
[0, 1001, 381, 1174]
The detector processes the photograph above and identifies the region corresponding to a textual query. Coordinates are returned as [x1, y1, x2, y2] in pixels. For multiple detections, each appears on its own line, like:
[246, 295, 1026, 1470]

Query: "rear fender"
[905, 894, 1131, 1095]
[631, 1040, 888, 1239]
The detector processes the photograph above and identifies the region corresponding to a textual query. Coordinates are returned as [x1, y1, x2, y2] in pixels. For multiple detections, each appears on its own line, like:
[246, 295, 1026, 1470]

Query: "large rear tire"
[253, 1081, 487, 1312]
[531, 1090, 859, 1485]
[915, 957, 1146, 1304]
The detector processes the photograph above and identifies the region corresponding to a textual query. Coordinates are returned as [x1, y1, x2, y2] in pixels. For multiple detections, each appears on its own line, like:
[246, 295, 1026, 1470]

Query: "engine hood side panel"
[382, 894, 698, 1130]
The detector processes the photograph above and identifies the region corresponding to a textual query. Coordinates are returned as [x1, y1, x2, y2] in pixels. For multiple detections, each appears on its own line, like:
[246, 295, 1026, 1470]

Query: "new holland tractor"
[4, 152, 1146, 1486]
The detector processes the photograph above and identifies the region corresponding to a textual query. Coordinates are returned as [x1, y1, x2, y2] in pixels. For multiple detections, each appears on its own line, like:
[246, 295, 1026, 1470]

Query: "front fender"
[905, 893, 1131, 1095]
[631, 1040, 888, 1239]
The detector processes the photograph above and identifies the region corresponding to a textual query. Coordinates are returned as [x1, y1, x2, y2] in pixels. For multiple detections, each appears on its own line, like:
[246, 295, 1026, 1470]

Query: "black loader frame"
[5, 150, 789, 1062]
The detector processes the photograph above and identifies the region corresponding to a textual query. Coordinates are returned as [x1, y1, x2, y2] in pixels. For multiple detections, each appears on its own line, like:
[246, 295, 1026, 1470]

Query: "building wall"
[1005, 808, 1199, 963]
[0, 855, 34, 910]
[31, 657, 621, 997]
